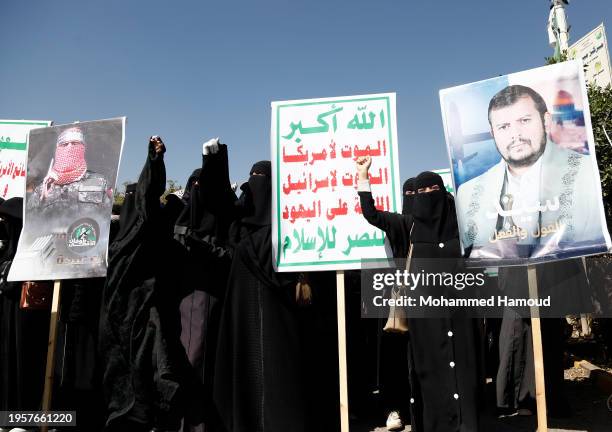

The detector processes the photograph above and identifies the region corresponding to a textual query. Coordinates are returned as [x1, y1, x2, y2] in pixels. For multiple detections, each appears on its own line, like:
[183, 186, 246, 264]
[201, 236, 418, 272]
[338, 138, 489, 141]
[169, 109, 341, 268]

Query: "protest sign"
[432, 168, 454, 193]
[569, 23, 612, 89]
[272, 93, 400, 272]
[440, 61, 611, 265]
[0, 120, 52, 198]
[9, 118, 125, 281]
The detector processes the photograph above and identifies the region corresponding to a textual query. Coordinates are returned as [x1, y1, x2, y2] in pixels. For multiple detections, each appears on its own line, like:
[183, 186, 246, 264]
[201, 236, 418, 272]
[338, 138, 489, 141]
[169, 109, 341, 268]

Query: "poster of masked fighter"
[8, 117, 125, 281]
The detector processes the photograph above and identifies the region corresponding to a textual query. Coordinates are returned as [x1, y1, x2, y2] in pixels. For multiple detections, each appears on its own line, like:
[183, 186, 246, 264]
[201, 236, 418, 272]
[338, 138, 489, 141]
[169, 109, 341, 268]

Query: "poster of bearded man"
[9, 118, 125, 281]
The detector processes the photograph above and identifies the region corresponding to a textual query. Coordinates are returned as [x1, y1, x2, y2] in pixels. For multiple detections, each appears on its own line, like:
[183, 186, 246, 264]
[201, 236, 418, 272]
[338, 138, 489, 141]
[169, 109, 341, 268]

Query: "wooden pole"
[336, 270, 349, 432]
[580, 314, 590, 337]
[579, 258, 591, 336]
[527, 265, 547, 432]
[41, 280, 62, 432]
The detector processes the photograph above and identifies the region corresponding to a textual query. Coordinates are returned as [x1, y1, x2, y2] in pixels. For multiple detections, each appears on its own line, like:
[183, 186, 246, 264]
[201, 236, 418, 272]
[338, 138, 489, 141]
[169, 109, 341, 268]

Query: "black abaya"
[99, 143, 197, 430]
[213, 161, 313, 432]
[214, 225, 306, 432]
[0, 198, 51, 413]
[174, 146, 236, 432]
[495, 258, 587, 415]
[359, 171, 482, 432]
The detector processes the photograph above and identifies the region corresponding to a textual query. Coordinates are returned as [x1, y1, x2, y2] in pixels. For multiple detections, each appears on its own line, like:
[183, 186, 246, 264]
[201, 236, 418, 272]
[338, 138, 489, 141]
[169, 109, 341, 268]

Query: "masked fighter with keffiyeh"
[28, 127, 112, 214]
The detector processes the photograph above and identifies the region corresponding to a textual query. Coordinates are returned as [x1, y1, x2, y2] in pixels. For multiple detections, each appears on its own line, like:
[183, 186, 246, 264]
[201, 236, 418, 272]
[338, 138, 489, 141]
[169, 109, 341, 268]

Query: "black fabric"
[99, 143, 197, 430]
[380, 332, 411, 415]
[359, 185, 482, 432]
[497, 259, 591, 318]
[174, 169, 201, 230]
[213, 225, 304, 432]
[496, 311, 568, 415]
[175, 146, 237, 247]
[0, 198, 51, 413]
[53, 278, 106, 431]
[0, 197, 23, 260]
[358, 191, 413, 259]
[412, 171, 458, 244]
[374, 169, 413, 416]
[239, 161, 272, 227]
[174, 145, 237, 432]
[214, 156, 332, 431]
[115, 182, 138, 242]
[402, 177, 416, 215]
[250, 160, 271, 177]
[162, 193, 185, 237]
[109, 219, 120, 244]
[110, 202, 122, 244]
[495, 260, 584, 415]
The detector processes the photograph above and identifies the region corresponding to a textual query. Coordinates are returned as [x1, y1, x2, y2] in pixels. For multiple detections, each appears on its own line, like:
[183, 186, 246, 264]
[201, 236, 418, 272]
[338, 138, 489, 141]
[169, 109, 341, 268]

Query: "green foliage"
[588, 84, 612, 227]
[544, 53, 612, 225]
[545, 49, 569, 65]
[113, 181, 132, 206]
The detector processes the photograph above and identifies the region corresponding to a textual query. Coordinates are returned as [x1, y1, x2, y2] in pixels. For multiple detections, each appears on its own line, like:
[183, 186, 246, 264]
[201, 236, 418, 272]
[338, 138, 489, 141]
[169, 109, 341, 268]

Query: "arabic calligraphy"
[282, 201, 321, 223]
[0, 160, 26, 180]
[276, 96, 397, 264]
[485, 196, 561, 219]
[489, 221, 564, 243]
[283, 106, 343, 143]
[342, 230, 385, 255]
[283, 140, 387, 164]
[347, 106, 386, 130]
[281, 225, 385, 258]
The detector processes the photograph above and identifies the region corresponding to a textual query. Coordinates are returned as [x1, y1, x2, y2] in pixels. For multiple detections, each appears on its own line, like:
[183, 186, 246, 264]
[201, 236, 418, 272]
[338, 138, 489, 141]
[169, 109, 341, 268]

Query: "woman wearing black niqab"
[212, 158, 313, 432]
[402, 177, 416, 215]
[0, 198, 52, 414]
[357, 159, 482, 432]
[173, 143, 237, 432]
[99, 137, 197, 432]
[378, 177, 416, 429]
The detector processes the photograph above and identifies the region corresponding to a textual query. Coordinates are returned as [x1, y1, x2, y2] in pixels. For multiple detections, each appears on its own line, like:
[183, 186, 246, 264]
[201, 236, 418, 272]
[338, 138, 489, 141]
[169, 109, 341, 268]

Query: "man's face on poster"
[489, 95, 550, 169]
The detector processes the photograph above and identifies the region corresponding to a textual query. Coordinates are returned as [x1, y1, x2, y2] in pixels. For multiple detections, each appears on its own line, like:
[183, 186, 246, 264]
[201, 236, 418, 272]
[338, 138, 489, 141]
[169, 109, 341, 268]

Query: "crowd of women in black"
[0, 135, 597, 432]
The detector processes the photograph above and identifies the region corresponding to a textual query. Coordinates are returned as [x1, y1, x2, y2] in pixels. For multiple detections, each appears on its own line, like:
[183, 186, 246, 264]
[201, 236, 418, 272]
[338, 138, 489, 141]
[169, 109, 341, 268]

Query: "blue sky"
[1, 0, 611, 189]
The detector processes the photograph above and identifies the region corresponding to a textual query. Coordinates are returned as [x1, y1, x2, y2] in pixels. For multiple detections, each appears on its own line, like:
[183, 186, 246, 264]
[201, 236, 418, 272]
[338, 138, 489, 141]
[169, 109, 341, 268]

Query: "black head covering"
[174, 168, 207, 233]
[179, 169, 201, 209]
[402, 177, 416, 215]
[109, 203, 122, 243]
[411, 171, 457, 243]
[115, 183, 137, 241]
[112, 203, 122, 216]
[0, 197, 23, 260]
[175, 145, 237, 243]
[250, 161, 271, 177]
[239, 161, 272, 227]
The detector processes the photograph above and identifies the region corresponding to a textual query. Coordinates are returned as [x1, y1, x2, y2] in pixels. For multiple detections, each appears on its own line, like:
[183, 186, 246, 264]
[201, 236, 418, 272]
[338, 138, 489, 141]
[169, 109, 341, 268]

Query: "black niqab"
[175, 146, 237, 242]
[411, 171, 457, 243]
[100, 144, 198, 430]
[114, 183, 137, 244]
[402, 177, 416, 215]
[0, 198, 23, 260]
[239, 161, 272, 227]
[174, 169, 202, 231]
[0, 197, 50, 415]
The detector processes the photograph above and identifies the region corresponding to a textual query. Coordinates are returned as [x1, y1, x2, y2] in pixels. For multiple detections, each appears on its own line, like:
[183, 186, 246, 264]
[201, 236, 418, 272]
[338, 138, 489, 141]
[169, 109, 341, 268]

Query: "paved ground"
[352, 371, 612, 432]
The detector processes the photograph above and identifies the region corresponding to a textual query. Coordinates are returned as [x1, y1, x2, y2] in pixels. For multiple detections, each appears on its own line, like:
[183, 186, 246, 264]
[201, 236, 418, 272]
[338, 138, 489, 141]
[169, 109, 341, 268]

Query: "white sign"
[0, 120, 52, 199]
[569, 23, 612, 88]
[271, 93, 401, 272]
